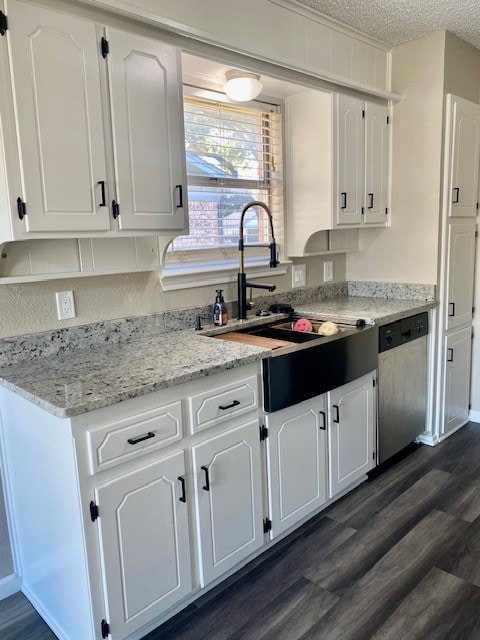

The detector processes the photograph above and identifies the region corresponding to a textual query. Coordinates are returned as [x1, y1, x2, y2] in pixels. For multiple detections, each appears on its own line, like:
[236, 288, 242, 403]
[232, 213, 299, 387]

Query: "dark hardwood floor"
[3, 422, 480, 640]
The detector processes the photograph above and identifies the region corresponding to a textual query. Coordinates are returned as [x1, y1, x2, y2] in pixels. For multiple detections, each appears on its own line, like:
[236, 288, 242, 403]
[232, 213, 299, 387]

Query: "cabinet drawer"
[187, 375, 259, 434]
[86, 401, 182, 474]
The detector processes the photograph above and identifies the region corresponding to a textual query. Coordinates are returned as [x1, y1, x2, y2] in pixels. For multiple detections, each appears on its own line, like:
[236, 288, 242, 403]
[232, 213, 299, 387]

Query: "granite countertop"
[0, 296, 437, 419]
[293, 296, 437, 326]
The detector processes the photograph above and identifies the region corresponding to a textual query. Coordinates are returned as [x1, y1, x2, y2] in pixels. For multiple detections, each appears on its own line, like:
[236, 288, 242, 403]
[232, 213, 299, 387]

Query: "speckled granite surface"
[0, 331, 270, 418]
[294, 297, 437, 326]
[0, 282, 437, 418]
[347, 282, 435, 301]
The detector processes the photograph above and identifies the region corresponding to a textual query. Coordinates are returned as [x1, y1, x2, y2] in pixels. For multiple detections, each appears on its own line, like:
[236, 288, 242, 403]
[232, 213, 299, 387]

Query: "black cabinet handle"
[219, 400, 240, 411]
[201, 465, 210, 491]
[178, 476, 186, 503]
[98, 180, 106, 207]
[340, 192, 347, 209]
[453, 187, 460, 204]
[319, 410, 326, 430]
[367, 193, 374, 209]
[127, 431, 155, 445]
[333, 405, 340, 423]
[112, 200, 120, 219]
[176, 184, 183, 208]
[447, 348, 454, 362]
[448, 302, 455, 317]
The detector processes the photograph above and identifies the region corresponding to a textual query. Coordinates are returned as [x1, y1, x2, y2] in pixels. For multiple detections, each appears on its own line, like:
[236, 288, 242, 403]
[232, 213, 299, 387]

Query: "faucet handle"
[195, 315, 210, 331]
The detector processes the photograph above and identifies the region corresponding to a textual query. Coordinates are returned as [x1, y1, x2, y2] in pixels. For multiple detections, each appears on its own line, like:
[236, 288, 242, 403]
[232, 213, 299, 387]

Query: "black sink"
[241, 325, 322, 344]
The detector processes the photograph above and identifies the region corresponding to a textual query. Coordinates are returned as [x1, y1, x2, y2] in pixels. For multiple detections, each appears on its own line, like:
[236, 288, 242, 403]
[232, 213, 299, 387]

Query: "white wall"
[346, 31, 446, 285]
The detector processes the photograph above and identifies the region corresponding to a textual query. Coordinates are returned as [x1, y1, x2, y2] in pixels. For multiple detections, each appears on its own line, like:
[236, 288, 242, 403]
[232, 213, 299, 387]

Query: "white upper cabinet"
[336, 94, 365, 225]
[447, 95, 480, 218]
[336, 94, 389, 227]
[364, 101, 389, 225]
[2, 1, 186, 240]
[106, 28, 186, 231]
[7, 0, 110, 233]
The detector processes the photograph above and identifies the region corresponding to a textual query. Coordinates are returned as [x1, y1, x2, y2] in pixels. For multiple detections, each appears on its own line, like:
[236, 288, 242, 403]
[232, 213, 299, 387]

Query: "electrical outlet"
[323, 261, 333, 282]
[55, 291, 76, 320]
[292, 263, 306, 288]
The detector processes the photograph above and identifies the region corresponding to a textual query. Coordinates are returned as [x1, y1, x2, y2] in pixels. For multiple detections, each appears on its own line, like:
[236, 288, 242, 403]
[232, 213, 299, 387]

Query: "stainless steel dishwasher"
[378, 312, 429, 464]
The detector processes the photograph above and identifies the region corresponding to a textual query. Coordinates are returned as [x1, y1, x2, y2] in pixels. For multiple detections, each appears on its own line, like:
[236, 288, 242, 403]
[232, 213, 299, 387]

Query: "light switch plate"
[292, 263, 306, 288]
[323, 261, 333, 282]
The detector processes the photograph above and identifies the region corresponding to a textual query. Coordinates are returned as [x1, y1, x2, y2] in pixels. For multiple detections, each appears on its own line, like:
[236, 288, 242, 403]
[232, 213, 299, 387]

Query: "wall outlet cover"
[56, 291, 76, 320]
[323, 261, 333, 282]
[292, 264, 306, 288]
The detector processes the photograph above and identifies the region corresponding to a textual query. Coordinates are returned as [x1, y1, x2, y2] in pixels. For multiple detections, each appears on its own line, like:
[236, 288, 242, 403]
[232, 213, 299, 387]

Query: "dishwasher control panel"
[378, 312, 429, 353]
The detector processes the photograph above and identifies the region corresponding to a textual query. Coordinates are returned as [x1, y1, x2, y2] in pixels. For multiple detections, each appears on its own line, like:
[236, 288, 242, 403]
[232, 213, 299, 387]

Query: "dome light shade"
[223, 70, 263, 102]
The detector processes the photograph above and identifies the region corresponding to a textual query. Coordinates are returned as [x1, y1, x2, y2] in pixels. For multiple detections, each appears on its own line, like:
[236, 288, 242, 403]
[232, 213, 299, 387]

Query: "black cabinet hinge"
[362, 109, 365, 119]
[386, 115, 390, 124]
[373, 451, 376, 460]
[17, 198, 26, 220]
[90, 501, 99, 522]
[361, 207, 364, 215]
[373, 378, 376, 387]
[476, 230, 478, 238]
[0, 11, 8, 36]
[101, 37, 109, 58]
[259, 425, 268, 441]
[476, 202, 479, 210]
[385, 207, 388, 215]
[263, 517, 272, 533]
[112, 200, 120, 219]
[101, 619, 110, 638]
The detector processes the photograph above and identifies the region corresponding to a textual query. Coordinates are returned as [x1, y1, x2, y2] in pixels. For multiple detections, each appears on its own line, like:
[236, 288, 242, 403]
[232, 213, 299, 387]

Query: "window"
[166, 93, 283, 268]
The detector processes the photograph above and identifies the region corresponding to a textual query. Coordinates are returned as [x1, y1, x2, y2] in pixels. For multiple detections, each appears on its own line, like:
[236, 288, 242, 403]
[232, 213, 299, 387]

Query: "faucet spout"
[237, 201, 278, 319]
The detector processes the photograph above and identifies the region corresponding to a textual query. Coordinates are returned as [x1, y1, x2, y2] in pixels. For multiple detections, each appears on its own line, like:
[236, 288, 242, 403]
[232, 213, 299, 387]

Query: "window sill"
[161, 258, 290, 291]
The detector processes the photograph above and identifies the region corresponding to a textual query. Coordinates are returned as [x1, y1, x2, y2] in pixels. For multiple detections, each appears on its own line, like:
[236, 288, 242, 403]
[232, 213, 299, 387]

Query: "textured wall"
[0, 255, 346, 339]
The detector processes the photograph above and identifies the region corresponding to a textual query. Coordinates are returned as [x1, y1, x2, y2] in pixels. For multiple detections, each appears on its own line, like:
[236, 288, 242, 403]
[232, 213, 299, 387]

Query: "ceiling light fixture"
[223, 70, 263, 102]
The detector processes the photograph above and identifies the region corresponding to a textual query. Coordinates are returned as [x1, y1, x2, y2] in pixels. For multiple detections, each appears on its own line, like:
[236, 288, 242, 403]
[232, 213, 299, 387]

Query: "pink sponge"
[293, 317, 313, 332]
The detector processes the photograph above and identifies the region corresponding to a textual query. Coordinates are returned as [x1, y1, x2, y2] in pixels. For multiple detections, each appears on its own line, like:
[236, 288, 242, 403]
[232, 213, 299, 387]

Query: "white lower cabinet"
[192, 419, 264, 587]
[443, 327, 472, 437]
[94, 451, 192, 640]
[328, 372, 376, 497]
[265, 396, 328, 538]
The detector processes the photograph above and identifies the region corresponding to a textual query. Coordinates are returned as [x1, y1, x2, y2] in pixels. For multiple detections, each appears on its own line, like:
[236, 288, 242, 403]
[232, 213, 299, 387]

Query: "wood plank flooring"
[3, 423, 480, 640]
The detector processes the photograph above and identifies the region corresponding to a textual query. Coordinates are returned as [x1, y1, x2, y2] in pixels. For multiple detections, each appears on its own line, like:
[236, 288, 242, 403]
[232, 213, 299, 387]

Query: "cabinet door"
[95, 451, 192, 640]
[364, 101, 389, 225]
[448, 95, 480, 218]
[265, 396, 327, 538]
[192, 419, 264, 586]
[336, 94, 364, 225]
[106, 28, 186, 231]
[329, 372, 375, 498]
[443, 327, 472, 437]
[446, 222, 476, 330]
[7, 0, 110, 232]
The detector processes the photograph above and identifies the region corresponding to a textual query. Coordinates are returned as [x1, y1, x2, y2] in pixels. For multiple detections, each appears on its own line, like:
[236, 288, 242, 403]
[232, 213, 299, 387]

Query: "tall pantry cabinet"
[434, 94, 480, 438]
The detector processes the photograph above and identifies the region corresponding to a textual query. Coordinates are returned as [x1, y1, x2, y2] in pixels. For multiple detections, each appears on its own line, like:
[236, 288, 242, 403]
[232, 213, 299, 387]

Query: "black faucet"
[237, 201, 278, 319]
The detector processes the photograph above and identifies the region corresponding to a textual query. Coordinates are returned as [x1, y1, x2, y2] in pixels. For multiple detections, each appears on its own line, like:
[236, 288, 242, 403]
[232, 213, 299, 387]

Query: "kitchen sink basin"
[213, 314, 378, 412]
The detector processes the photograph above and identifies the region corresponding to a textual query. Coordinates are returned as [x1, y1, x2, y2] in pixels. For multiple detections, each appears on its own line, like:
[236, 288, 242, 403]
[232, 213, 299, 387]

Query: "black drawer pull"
[333, 405, 340, 424]
[319, 410, 326, 430]
[447, 348, 454, 363]
[452, 187, 460, 204]
[448, 302, 455, 317]
[127, 431, 155, 445]
[201, 465, 210, 491]
[98, 180, 106, 207]
[367, 193, 374, 209]
[219, 400, 240, 411]
[178, 476, 186, 503]
[340, 192, 347, 209]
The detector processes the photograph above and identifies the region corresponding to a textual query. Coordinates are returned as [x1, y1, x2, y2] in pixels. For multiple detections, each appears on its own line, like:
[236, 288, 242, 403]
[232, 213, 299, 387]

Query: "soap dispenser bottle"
[213, 289, 228, 326]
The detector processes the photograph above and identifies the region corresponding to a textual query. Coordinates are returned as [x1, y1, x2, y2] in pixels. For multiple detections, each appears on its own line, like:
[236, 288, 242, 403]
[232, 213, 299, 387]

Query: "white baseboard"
[22, 584, 71, 640]
[468, 410, 480, 423]
[0, 573, 21, 600]
[416, 433, 439, 447]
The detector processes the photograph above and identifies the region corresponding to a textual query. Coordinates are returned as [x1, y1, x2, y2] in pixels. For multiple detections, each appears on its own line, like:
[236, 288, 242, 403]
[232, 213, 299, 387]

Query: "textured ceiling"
[295, 0, 480, 49]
